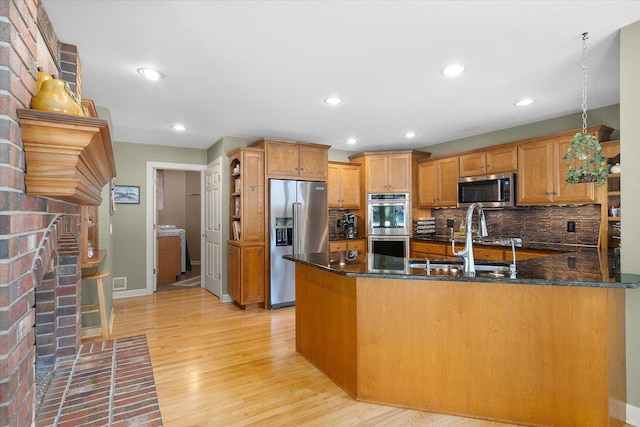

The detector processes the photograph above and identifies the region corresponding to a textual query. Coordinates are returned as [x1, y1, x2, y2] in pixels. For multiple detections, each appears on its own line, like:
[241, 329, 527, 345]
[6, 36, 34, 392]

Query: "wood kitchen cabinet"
[328, 162, 361, 208]
[228, 147, 264, 243]
[348, 151, 430, 194]
[329, 239, 366, 252]
[459, 145, 517, 177]
[411, 240, 451, 258]
[363, 153, 413, 193]
[227, 242, 265, 308]
[417, 156, 459, 207]
[600, 140, 621, 253]
[517, 125, 613, 205]
[227, 147, 266, 308]
[252, 138, 329, 180]
[473, 245, 505, 261]
[157, 235, 181, 282]
[412, 239, 552, 262]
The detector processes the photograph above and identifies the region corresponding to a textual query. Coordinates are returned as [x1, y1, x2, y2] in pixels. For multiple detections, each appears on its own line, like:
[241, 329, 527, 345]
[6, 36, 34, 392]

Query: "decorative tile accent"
[35, 335, 162, 427]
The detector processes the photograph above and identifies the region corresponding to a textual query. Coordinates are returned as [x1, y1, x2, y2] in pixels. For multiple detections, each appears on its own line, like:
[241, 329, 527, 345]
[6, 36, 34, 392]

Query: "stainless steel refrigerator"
[269, 179, 328, 309]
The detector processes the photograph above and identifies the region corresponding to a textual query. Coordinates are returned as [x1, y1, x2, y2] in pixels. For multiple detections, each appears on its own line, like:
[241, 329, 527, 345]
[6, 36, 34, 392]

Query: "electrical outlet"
[567, 221, 576, 232]
[447, 219, 454, 228]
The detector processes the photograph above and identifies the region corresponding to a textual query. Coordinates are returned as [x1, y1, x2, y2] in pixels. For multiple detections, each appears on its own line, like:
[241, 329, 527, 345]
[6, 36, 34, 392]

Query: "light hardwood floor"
[102, 287, 519, 426]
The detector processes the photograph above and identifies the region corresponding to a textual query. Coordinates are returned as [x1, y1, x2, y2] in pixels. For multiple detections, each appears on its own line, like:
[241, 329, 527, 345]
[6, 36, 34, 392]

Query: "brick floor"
[35, 335, 163, 426]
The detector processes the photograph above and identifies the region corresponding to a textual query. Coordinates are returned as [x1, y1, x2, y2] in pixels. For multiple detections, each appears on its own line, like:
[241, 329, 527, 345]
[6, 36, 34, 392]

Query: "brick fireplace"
[0, 1, 85, 425]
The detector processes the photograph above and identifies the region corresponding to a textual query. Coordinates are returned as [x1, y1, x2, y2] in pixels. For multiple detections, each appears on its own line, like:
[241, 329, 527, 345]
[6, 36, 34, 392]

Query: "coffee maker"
[343, 213, 358, 238]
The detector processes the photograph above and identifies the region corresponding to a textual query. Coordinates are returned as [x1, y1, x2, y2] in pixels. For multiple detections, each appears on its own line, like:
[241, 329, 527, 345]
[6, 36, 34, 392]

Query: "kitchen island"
[285, 250, 640, 427]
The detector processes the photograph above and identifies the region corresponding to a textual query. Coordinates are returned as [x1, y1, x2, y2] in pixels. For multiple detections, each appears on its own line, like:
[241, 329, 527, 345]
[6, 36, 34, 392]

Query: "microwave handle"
[498, 179, 503, 201]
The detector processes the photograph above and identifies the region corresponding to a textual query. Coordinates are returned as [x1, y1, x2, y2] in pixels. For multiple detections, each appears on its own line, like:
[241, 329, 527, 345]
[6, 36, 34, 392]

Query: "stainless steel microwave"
[458, 173, 516, 208]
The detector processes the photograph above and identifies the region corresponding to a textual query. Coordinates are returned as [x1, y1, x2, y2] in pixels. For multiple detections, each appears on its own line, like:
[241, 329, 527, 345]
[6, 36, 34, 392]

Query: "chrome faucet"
[452, 202, 488, 276]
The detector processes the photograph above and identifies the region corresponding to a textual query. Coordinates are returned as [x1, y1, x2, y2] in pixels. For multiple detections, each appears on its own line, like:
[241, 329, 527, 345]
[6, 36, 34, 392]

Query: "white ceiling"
[41, 1, 640, 152]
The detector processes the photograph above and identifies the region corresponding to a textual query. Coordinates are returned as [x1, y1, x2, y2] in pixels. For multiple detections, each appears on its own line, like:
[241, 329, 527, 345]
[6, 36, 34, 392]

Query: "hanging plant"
[563, 132, 608, 186]
[562, 32, 607, 187]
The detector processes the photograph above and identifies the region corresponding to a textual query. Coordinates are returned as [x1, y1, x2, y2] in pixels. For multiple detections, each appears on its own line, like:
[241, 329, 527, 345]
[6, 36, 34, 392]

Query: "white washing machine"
[158, 225, 186, 273]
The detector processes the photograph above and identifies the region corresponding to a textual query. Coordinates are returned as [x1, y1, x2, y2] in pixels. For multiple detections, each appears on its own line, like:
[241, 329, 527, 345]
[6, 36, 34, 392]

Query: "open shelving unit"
[600, 141, 621, 253]
[226, 147, 265, 308]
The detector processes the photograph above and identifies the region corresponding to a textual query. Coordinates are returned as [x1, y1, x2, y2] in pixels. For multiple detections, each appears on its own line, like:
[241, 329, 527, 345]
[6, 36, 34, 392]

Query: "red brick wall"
[0, 1, 82, 426]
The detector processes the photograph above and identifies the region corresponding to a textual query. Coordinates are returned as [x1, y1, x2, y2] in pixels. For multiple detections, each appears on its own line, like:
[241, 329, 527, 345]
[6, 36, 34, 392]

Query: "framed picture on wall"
[113, 185, 140, 204]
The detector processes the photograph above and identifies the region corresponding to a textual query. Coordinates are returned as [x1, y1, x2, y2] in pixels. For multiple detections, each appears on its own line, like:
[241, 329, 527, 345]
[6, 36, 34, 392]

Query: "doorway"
[145, 162, 206, 295]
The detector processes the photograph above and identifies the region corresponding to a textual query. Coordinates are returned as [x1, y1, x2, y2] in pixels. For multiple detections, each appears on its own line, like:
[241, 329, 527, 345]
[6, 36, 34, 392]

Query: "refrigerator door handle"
[292, 202, 298, 254]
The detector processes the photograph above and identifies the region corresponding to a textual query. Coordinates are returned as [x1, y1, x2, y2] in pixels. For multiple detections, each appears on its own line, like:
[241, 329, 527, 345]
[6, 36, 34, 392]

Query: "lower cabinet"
[228, 242, 265, 308]
[329, 239, 366, 252]
[411, 240, 453, 259]
[411, 239, 552, 262]
[158, 235, 181, 282]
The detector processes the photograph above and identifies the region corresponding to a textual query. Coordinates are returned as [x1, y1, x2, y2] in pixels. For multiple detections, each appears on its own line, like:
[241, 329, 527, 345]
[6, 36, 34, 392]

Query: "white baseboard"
[628, 403, 640, 426]
[113, 288, 148, 299]
[220, 293, 233, 303]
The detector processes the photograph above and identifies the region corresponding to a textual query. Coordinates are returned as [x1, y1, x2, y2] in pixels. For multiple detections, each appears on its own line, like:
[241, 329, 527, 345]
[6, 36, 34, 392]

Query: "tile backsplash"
[430, 205, 600, 246]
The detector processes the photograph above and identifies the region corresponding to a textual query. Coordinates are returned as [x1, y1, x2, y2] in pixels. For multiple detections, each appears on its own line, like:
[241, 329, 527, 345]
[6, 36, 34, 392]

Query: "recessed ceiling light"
[514, 98, 534, 106]
[347, 138, 357, 144]
[137, 67, 165, 81]
[324, 97, 343, 105]
[442, 64, 465, 76]
[172, 124, 186, 131]
[404, 132, 417, 138]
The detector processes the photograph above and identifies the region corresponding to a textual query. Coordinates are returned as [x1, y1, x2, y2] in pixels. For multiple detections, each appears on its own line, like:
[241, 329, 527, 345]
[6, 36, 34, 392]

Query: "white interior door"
[204, 158, 222, 297]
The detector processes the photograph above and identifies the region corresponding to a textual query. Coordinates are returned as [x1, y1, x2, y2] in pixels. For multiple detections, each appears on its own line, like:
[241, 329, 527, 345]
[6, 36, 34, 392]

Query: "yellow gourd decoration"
[31, 78, 85, 116]
[35, 67, 52, 93]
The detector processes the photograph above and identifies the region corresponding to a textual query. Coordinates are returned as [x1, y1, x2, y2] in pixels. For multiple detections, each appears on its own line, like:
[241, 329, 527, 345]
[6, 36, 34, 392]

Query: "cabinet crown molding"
[17, 109, 117, 206]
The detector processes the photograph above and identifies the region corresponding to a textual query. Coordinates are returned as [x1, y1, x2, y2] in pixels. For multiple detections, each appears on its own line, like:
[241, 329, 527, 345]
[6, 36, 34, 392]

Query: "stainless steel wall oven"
[367, 193, 410, 258]
[367, 235, 410, 258]
[367, 193, 410, 236]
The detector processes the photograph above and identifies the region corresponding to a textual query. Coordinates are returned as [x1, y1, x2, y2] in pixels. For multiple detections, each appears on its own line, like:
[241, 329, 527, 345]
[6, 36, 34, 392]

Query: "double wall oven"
[367, 193, 410, 258]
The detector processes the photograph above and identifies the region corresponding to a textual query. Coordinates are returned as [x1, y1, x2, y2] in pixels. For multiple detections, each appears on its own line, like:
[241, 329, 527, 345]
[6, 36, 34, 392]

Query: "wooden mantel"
[17, 109, 116, 205]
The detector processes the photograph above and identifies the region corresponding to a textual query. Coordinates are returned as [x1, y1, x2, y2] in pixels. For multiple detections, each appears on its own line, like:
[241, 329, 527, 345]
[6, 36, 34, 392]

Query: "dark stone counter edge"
[283, 253, 640, 289]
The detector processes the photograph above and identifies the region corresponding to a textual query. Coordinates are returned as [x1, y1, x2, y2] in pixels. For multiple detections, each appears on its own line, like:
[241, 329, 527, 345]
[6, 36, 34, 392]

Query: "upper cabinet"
[228, 147, 265, 243]
[252, 138, 329, 180]
[417, 156, 459, 207]
[459, 145, 517, 177]
[350, 151, 430, 194]
[328, 162, 361, 208]
[517, 125, 613, 205]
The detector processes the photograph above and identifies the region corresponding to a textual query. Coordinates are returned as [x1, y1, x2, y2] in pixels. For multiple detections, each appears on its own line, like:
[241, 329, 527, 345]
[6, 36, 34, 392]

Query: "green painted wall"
[423, 104, 620, 157]
[112, 141, 207, 292]
[621, 20, 640, 411]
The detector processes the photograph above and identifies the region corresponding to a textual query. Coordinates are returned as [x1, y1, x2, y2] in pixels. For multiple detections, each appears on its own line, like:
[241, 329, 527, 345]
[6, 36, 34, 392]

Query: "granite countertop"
[284, 250, 640, 289]
[329, 235, 366, 241]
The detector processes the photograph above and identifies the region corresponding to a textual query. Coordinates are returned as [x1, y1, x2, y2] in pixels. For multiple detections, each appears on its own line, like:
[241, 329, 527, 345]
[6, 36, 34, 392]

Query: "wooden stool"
[81, 270, 110, 340]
